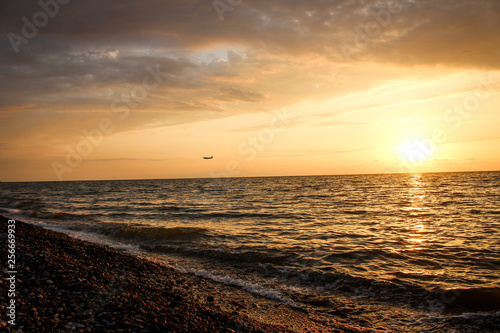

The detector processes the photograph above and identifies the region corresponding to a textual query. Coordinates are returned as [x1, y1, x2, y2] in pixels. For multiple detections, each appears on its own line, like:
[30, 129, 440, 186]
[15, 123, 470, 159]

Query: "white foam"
[25, 220, 142, 255]
[181, 267, 297, 306]
[416, 309, 500, 324]
[448, 311, 500, 319]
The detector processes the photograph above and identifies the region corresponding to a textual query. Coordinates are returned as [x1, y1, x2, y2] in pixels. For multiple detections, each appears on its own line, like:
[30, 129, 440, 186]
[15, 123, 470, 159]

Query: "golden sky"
[1, 0, 499, 181]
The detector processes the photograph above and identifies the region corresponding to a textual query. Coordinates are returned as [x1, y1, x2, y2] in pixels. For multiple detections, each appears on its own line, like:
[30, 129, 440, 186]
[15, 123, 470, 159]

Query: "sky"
[0, 0, 499, 181]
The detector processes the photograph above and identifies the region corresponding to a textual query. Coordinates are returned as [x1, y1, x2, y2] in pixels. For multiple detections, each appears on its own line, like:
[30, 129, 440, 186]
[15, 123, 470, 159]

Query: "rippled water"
[1, 172, 499, 331]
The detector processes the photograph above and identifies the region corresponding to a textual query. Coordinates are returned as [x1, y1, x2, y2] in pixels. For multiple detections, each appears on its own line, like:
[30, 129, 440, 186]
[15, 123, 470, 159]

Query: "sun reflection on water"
[404, 174, 432, 251]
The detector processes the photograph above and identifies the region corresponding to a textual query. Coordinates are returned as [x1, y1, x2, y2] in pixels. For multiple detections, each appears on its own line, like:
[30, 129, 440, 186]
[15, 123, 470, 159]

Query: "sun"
[398, 139, 436, 165]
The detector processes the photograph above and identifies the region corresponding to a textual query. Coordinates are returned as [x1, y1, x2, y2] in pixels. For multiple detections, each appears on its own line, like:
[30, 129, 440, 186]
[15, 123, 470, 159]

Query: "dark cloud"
[364, 0, 500, 68]
[219, 87, 266, 102]
[2, 0, 498, 65]
[0, 51, 197, 106]
[0, 0, 498, 147]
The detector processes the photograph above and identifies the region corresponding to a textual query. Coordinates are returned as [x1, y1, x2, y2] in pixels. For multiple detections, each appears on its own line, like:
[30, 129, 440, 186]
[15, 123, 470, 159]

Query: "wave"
[342, 210, 367, 215]
[10, 208, 109, 223]
[178, 267, 296, 306]
[27, 210, 71, 219]
[158, 205, 185, 212]
[1, 206, 84, 221]
[272, 267, 500, 312]
[141, 244, 298, 265]
[10, 199, 44, 209]
[137, 242, 436, 306]
[261, 264, 439, 308]
[444, 286, 500, 312]
[393, 271, 443, 282]
[322, 248, 408, 262]
[0, 207, 23, 217]
[178, 211, 300, 220]
[132, 241, 500, 312]
[467, 209, 500, 216]
[68, 223, 209, 242]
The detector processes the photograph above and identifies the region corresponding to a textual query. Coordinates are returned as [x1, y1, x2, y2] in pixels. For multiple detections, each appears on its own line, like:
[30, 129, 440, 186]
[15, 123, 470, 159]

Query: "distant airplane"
[203, 156, 213, 159]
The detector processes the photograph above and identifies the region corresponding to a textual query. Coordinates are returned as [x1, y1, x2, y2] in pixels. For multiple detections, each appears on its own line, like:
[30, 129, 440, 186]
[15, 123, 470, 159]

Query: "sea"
[1, 172, 499, 332]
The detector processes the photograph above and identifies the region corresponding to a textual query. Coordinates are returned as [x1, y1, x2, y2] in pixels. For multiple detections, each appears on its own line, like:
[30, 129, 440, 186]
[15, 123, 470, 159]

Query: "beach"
[0, 215, 372, 333]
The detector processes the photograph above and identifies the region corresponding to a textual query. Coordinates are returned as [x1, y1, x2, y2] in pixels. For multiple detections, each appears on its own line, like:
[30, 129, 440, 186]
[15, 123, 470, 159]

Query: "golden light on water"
[407, 222, 427, 246]
[404, 174, 431, 251]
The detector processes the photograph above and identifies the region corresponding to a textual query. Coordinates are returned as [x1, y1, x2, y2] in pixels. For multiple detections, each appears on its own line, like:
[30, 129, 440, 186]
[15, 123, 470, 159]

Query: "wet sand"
[0, 216, 377, 333]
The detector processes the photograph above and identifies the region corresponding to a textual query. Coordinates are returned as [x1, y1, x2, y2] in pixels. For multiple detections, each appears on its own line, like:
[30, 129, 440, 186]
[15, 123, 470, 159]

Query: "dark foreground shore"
[0, 216, 377, 333]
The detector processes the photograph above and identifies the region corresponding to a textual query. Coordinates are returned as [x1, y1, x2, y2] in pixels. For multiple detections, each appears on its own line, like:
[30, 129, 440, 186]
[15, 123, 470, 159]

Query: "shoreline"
[0, 215, 374, 332]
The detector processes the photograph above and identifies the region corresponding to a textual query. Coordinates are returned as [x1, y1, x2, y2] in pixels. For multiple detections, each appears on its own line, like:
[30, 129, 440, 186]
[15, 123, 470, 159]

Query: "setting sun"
[398, 139, 435, 166]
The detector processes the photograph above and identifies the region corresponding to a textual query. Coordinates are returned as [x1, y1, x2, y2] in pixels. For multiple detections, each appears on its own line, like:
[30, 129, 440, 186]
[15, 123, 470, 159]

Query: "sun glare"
[398, 140, 435, 165]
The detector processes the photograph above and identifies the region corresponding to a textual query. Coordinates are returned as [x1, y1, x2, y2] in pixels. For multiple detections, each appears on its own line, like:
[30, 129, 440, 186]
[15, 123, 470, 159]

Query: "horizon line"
[1, 169, 499, 183]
